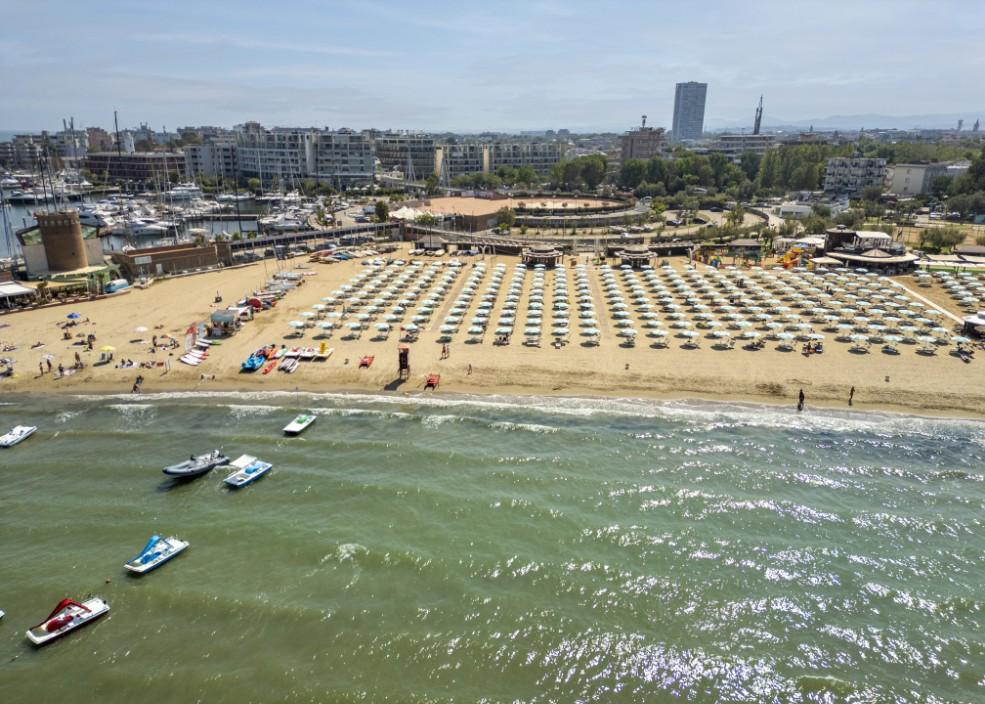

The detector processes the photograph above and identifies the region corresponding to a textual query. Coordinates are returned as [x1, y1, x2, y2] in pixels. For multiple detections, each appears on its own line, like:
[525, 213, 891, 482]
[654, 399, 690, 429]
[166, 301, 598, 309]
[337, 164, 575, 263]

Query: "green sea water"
[1, 391, 984, 703]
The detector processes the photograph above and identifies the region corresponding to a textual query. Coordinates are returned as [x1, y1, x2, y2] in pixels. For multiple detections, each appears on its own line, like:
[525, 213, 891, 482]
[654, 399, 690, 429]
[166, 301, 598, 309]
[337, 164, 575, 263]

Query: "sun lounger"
[359, 355, 374, 368]
[425, 373, 440, 390]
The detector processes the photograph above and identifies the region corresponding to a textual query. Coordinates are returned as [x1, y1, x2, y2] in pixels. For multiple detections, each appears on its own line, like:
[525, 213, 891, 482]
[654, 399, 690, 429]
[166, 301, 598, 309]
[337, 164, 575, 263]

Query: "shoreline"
[7, 379, 985, 425]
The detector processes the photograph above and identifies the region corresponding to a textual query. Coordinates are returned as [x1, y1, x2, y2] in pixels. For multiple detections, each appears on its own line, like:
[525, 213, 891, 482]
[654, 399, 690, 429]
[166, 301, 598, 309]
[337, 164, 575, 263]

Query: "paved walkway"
[889, 279, 963, 325]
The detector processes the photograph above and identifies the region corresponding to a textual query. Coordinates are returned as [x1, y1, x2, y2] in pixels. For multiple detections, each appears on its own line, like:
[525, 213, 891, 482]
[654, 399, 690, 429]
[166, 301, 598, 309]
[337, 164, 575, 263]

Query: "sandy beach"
[1, 244, 983, 418]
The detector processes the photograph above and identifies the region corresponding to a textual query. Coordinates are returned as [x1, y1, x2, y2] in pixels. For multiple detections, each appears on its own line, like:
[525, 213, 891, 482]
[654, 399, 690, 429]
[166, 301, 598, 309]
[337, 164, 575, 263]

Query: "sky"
[2, 0, 983, 133]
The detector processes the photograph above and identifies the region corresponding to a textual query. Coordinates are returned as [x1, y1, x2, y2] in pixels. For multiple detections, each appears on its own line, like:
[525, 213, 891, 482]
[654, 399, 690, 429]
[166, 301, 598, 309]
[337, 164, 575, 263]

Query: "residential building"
[86, 127, 114, 152]
[887, 163, 949, 196]
[488, 141, 564, 175]
[371, 132, 436, 180]
[310, 129, 374, 187]
[708, 133, 776, 163]
[435, 143, 488, 180]
[7, 135, 46, 170]
[84, 152, 185, 184]
[116, 130, 136, 154]
[434, 141, 564, 180]
[823, 155, 887, 196]
[0, 141, 13, 167]
[196, 126, 374, 188]
[620, 126, 666, 162]
[671, 82, 707, 142]
[51, 129, 89, 162]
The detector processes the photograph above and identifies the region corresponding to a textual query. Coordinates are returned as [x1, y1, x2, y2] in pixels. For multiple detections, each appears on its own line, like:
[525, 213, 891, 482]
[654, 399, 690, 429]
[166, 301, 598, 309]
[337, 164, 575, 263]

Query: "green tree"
[247, 177, 261, 194]
[919, 226, 965, 252]
[495, 207, 516, 229]
[374, 200, 389, 223]
[862, 185, 883, 202]
[619, 159, 647, 189]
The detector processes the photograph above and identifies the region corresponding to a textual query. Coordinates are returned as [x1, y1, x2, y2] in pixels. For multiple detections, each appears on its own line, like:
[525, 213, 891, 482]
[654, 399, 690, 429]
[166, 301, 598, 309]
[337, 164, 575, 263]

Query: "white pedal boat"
[124, 535, 189, 574]
[283, 413, 316, 436]
[0, 425, 37, 448]
[26, 597, 110, 646]
[223, 454, 273, 488]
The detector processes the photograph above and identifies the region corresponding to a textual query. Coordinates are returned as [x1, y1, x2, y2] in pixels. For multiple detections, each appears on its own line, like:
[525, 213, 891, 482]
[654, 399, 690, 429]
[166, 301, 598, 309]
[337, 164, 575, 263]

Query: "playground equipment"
[781, 246, 805, 269]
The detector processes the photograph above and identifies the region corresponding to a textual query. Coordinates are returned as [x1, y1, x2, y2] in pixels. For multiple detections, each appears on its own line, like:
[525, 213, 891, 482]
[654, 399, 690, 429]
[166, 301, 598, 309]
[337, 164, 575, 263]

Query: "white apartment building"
[708, 133, 776, 163]
[435, 141, 565, 180]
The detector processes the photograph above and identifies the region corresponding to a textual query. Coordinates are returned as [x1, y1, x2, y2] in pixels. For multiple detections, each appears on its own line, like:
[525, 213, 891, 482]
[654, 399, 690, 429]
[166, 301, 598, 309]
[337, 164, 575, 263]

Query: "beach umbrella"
[468, 326, 484, 336]
[411, 315, 428, 324]
[618, 329, 637, 338]
[319, 321, 335, 330]
[403, 323, 419, 332]
[134, 325, 148, 333]
[299, 311, 315, 319]
[582, 327, 601, 336]
[808, 333, 825, 341]
[612, 311, 630, 319]
[327, 311, 343, 319]
[776, 332, 795, 341]
[439, 324, 457, 334]
[347, 322, 363, 331]
[679, 330, 698, 338]
[99, 344, 116, 352]
[495, 326, 513, 335]
[740, 331, 760, 340]
[320, 296, 336, 303]
[67, 312, 81, 319]
[288, 321, 305, 329]
[953, 335, 972, 345]
[883, 335, 903, 345]
[376, 323, 391, 332]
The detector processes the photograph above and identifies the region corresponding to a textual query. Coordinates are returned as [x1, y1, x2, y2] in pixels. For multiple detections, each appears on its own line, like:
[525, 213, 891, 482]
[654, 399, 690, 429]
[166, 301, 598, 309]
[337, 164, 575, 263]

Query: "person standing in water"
[849, 386, 855, 406]
[797, 389, 805, 412]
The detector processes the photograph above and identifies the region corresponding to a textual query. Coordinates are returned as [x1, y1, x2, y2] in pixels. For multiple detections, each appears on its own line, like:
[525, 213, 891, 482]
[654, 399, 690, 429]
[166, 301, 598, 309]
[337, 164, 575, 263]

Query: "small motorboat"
[124, 535, 189, 574]
[26, 597, 110, 646]
[280, 358, 299, 373]
[0, 425, 37, 448]
[163, 449, 229, 477]
[223, 454, 273, 488]
[283, 414, 316, 436]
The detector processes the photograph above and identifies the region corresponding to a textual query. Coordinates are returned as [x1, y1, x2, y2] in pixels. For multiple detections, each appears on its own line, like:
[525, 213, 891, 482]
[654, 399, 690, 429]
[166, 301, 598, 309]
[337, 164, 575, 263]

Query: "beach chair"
[425, 373, 440, 390]
[359, 355, 375, 368]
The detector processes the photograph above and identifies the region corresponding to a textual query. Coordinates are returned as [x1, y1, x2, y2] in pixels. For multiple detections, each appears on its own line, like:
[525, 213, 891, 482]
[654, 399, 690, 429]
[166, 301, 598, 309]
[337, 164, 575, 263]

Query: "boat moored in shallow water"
[223, 455, 273, 488]
[124, 535, 189, 574]
[26, 597, 110, 646]
[0, 425, 36, 448]
[283, 414, 316, 436]
[163, 449, 229, 477]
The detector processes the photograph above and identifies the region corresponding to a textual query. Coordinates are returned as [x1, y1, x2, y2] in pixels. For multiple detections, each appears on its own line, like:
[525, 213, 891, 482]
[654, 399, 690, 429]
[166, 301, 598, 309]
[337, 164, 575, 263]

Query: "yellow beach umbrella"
[100, 345, 116, 352]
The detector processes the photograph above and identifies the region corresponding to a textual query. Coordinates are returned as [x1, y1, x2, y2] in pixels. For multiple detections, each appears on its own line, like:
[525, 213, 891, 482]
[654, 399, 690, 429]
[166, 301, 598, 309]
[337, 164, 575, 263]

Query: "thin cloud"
[134, 31, 395, 58]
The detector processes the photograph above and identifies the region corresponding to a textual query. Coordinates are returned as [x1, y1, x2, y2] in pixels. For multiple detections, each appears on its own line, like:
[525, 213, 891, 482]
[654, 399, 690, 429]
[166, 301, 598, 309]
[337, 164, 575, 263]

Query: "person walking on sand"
[467, 363, 472, 376]
[46, 358, 52, 373]
[797, 389, 805, 412]
[39, 361, 44, 376]
[849, 386, 855, 407]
